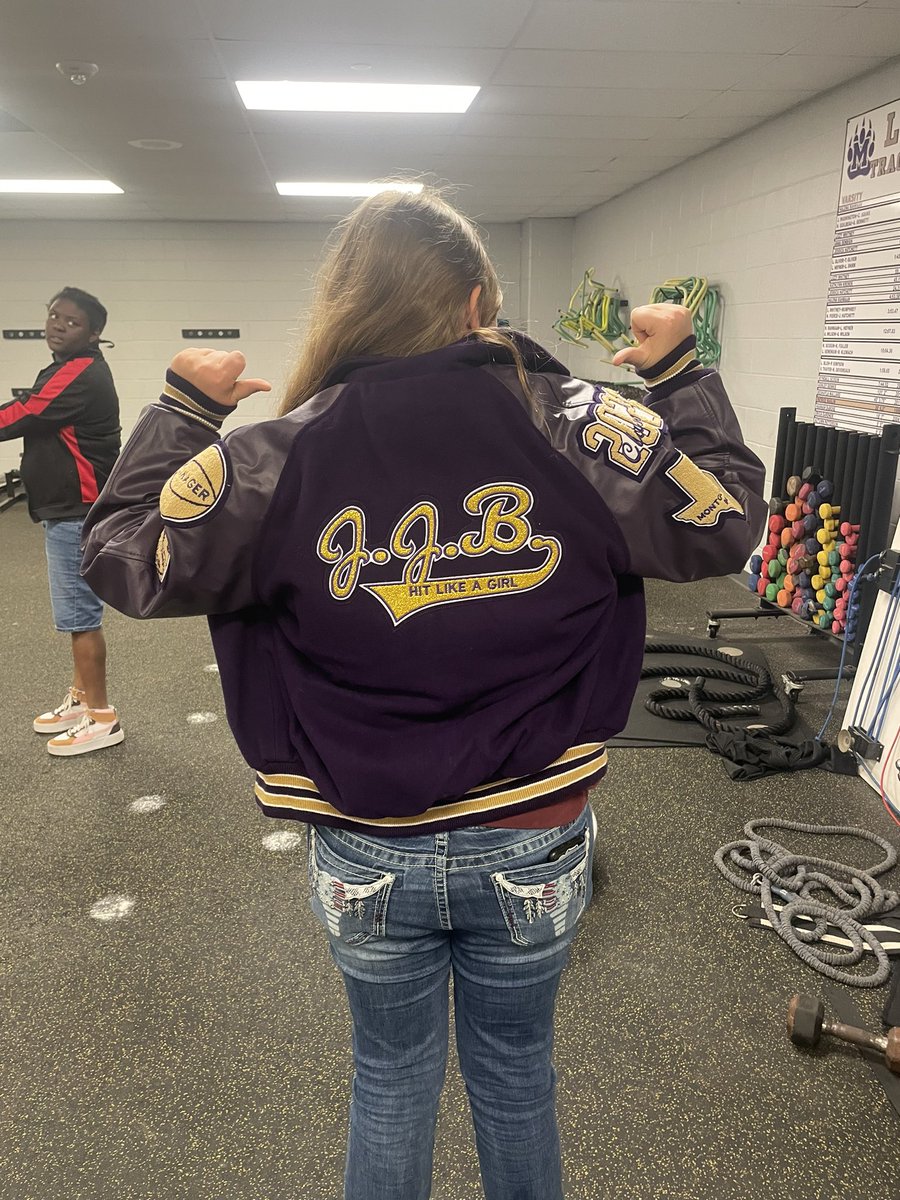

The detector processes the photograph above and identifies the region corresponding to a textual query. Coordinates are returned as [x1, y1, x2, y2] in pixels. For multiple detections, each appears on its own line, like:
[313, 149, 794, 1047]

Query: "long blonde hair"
[279, 186, 530, 414]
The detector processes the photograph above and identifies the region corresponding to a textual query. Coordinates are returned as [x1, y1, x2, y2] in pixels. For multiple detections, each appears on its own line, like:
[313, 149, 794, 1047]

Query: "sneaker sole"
[47, 728, 125, 757]
[33, 714, 87, 734]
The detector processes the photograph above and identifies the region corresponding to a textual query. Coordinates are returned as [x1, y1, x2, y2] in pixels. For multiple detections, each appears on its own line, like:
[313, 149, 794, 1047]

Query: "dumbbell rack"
[706, 408, 900, 697]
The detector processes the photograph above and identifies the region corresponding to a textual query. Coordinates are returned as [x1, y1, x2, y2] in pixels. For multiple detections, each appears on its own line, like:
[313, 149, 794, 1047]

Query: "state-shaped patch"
[160, 441, 231, 525]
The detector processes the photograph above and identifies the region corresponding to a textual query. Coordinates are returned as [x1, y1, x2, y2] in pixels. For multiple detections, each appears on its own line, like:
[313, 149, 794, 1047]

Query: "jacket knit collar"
[321, 332, 569, 390]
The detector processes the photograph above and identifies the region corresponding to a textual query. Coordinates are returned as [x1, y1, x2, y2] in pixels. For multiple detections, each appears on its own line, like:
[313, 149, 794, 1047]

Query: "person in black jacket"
[0, 286, 124, 756]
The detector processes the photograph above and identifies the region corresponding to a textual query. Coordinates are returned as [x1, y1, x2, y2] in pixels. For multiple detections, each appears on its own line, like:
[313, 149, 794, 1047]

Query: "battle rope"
[642, 641, 796, 736]
[715, 818, 899, 987]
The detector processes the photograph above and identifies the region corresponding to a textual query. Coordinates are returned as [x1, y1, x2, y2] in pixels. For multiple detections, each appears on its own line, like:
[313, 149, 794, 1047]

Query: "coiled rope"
[714, 818, 899, 987]
[642, 641, 795, 736]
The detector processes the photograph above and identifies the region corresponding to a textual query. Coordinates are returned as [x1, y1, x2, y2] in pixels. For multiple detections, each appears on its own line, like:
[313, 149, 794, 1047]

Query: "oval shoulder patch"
[160, 442, 231, 525]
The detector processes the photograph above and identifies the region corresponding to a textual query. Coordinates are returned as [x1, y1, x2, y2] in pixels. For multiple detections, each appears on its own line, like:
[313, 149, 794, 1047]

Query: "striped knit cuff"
[157, 369, 234, 431]
[635, 335, 703, 395]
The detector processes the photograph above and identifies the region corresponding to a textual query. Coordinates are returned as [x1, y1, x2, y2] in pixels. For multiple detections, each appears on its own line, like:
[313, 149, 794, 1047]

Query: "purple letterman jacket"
[81, 333, 766, 833]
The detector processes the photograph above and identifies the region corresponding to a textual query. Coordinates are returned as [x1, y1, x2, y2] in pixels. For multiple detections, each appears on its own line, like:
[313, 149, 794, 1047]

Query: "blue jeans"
[43, 517, 103, 633]
[308, 806, 593, 1200]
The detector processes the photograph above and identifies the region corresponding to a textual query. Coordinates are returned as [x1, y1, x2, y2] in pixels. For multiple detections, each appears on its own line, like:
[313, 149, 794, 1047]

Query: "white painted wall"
[0, 218, 522, 477]
[519, 217, 574, 356]
[572, 57, 900, 490]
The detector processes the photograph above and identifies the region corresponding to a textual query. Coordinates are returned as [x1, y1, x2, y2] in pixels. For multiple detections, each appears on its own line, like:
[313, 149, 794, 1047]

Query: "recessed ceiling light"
[276, 181, 425, 197]
[128, 138, 182, 150]
[350, 63, 372, 72]
[0, 179, 122, 194]
[237, 80, 479, 114]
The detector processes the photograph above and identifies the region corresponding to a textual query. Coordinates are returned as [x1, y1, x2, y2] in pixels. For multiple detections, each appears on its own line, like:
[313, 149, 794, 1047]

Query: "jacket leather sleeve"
[81, 370, 284, 618]
[0, 356, 96, 441]
[532, 344, 767, 582]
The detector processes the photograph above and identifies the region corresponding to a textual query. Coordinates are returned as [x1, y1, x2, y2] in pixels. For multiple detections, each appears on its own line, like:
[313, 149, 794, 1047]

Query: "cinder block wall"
[0, 220, 522, 476]
[572, 57, 900, 490]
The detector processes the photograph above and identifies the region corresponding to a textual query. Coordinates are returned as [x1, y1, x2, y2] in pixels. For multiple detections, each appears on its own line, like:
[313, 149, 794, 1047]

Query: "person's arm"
[81, 350, 276, 619]
[544, 304, 767, 581]
[0, 356, 97, 441]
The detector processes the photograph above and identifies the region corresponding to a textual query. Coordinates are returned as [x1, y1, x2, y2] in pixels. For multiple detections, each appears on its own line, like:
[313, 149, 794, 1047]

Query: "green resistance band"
[649, 277, 722, 367]
[554, 269, 634, 358]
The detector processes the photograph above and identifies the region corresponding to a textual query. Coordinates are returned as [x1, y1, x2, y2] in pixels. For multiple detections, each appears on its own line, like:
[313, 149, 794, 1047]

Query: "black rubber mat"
[611, 634, 813, 748]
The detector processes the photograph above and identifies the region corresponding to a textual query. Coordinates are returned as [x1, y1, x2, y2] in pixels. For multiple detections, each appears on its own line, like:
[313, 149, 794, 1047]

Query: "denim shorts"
[43, 518, 104, 633]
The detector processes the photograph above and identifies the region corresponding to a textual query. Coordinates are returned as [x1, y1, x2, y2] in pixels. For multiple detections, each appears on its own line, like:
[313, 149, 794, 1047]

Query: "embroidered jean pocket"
[491, 832, 589, 948]
[308, 827, 396, 946]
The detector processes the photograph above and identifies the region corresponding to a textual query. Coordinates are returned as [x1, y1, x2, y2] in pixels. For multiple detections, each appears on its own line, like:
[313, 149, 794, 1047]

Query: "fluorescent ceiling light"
[276, 181, 424, 198]
[0, 179, 123, 194]
[237, 80, 479, 114]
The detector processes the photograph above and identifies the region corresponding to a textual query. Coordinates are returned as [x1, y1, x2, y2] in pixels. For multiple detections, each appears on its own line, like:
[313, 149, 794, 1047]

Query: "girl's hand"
[169, 348, 271, 408]
[612, 304, 694, 372]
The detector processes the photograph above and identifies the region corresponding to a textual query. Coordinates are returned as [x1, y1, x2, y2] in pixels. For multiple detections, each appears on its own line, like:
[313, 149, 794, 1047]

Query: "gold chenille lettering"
[391, 503, 442, 585]
[317, 507, 369, 598]
[581, 392, 663, 476]
[460, 484, 532, 555]
[315, 482, 563, 621]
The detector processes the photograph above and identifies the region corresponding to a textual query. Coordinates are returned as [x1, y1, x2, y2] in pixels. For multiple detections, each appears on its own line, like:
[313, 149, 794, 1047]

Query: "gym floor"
[1, 499, 897, 1200]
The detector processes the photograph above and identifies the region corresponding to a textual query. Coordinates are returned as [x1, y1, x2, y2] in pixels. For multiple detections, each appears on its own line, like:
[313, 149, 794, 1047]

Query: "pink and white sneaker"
[33, 687, 88, 734]
[47, 708, 125, 757]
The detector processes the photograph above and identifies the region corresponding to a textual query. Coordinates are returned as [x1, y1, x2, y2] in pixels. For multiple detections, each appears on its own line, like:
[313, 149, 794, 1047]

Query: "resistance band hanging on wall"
[649, 277, 722, 366]
[555, 270, 722, 366]
[553, 269, 632, 356]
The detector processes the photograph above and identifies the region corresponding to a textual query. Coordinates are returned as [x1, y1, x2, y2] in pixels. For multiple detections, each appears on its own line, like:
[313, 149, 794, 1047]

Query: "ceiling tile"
[0, 131, 105, 177]
[214, 39, 501, 84]
[0, 0, 896, 223]
[515, 2, 846, 55]
[493, 50, 779, 91]
[683, 89, 817, 118]
[475, 86, 724, 119]
[198, 0, 533, 47]
[787, 5, 900, 53]
[4, 78, 244, 142]
[460, 112, 662, 140]
[731, 53, 884, 90]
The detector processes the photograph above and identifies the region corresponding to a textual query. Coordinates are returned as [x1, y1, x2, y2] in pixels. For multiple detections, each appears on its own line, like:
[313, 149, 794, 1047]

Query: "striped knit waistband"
[254, 741, 608, 833]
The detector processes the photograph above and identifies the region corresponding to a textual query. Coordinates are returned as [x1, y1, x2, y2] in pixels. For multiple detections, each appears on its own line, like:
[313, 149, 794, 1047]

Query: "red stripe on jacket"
[58, 425, 100, 503]
[0, 357, 93, 429]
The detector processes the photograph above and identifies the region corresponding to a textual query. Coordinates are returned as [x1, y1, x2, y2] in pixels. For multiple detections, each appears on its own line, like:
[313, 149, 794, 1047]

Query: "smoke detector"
[56, 61, 99, 86]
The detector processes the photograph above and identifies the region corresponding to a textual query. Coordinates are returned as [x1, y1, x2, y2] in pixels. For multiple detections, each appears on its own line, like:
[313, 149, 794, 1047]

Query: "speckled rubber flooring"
[1, 501, 898, 1200]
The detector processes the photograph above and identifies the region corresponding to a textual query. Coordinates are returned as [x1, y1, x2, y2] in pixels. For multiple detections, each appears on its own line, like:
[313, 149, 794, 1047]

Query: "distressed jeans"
[308, 805, 593, 1200]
